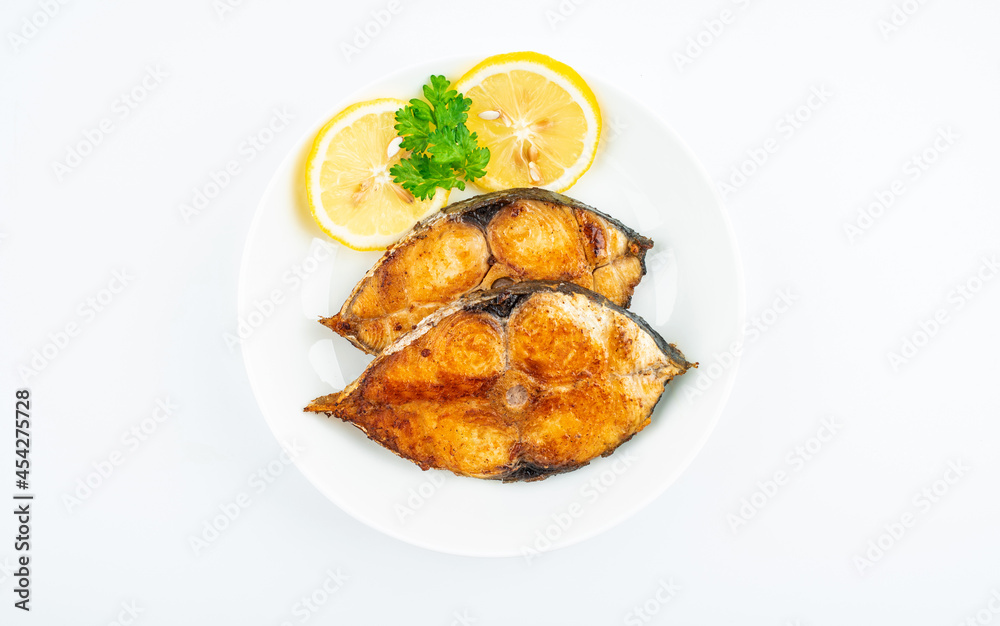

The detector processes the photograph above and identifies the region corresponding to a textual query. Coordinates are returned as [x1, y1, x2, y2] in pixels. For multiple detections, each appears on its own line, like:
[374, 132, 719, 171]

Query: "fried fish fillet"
[322, 188, 653, 354]
[306, 281, 693, 482]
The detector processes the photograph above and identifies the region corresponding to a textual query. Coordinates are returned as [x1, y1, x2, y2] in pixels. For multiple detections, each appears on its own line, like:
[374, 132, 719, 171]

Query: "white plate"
[239, 57, 744, 558]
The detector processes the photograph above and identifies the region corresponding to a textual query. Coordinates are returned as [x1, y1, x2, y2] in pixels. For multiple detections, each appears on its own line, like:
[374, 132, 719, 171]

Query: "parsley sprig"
[390, 75, 491, 200]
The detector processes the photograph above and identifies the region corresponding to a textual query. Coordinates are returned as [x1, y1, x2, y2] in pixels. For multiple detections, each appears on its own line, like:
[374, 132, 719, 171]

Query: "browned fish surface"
[322, 188, 653, 354]
[306, 282, 692, 482]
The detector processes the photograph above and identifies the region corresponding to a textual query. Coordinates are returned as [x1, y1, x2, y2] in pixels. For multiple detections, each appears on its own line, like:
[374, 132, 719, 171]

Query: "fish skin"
[322, 188, 654, 355]
[306, 281, 693, 482]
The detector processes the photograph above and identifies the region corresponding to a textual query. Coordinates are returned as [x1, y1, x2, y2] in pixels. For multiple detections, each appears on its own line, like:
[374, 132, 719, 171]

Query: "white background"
[2, 0, 999, 624]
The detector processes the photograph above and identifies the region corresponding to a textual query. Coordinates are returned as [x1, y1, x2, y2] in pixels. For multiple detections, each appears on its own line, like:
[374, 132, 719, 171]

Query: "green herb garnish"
[390, 75, 491, 200]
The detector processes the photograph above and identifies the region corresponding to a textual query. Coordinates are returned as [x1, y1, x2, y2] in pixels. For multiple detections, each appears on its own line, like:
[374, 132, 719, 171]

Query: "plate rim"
[238, 54, 746, 557]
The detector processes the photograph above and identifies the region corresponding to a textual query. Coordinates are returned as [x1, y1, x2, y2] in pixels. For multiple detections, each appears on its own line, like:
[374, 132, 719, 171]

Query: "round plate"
[239, 57, 744, 557]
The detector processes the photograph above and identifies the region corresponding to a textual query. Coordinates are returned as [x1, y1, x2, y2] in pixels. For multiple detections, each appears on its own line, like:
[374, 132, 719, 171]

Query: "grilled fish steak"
[322, 188, 653, 354]
[306, 281, 693, 482]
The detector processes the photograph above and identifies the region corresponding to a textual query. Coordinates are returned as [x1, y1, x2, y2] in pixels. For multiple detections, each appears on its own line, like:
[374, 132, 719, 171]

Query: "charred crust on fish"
[306, 280, 693, 482]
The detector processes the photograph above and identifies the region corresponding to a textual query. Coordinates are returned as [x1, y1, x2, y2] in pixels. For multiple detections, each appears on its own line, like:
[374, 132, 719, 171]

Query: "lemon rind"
[305, 98, 449, 251]
[453, 51, 602, 193]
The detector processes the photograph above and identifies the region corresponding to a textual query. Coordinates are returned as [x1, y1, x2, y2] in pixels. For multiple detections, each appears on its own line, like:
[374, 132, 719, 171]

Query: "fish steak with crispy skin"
[322, 188, 653, 354]
[306, 281, 693, 482]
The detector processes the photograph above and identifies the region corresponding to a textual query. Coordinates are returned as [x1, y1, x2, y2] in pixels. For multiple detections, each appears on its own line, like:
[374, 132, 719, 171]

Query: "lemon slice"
[454, 51, 601, 192]
[306, 98, 449, 250]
